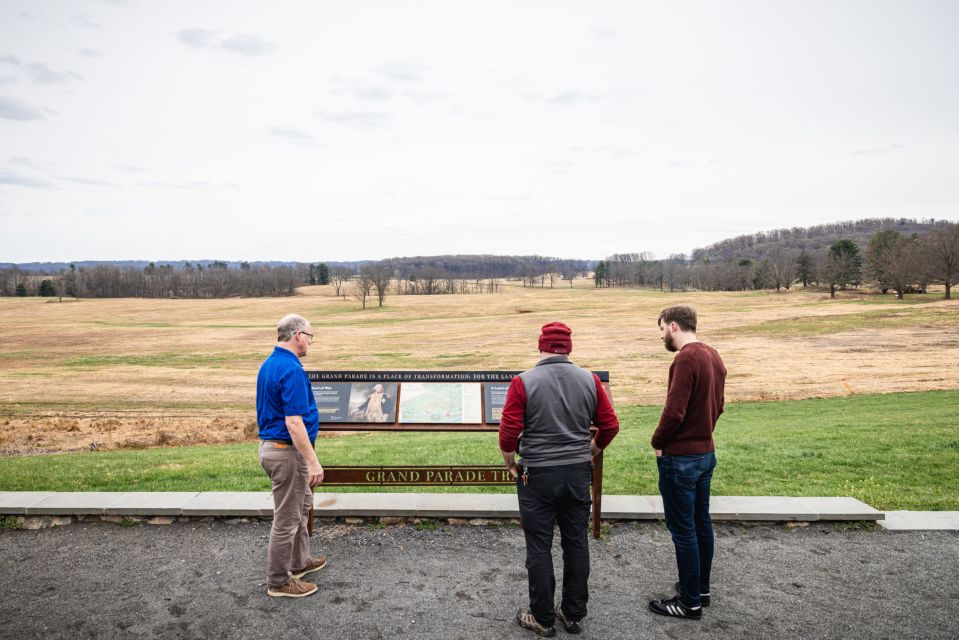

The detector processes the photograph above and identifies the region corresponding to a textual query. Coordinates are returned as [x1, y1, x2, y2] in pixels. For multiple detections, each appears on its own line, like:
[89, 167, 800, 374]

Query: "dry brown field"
[0, 280, 956, 454]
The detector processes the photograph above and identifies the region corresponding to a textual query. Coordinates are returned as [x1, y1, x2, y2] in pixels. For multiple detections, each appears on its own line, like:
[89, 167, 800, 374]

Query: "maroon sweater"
[651, 342, 726, 455]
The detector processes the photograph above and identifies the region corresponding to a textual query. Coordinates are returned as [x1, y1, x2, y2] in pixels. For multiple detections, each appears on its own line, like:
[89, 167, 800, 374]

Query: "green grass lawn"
[1, 390, 957, 510]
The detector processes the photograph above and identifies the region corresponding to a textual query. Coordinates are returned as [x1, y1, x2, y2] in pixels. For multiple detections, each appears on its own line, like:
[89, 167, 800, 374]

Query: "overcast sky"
[1, 1, 957, 263]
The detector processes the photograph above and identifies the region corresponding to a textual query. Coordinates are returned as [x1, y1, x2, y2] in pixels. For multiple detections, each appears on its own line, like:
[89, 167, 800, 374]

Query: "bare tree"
[331, 267, 353, 298]
[769, 249, 797, 292]
[662, 255, 689, 292]
[924, 222, 959, 300]
[882, 233, 920, 299]
[366, 263, 393, 307]
[866, 229, 899, 294]
[417, 268, 440, 295]
[816, 251, 844, 299]
[352, 271, 373, 309]
[867, 229, 922, 298]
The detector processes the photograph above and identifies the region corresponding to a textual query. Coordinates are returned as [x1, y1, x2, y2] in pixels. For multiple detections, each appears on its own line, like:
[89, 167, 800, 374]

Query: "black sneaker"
[555, 607, 582, 634]
[674, 580, 710, 606]
[648, 596, 702, 620]
[516, 609, 556, 637]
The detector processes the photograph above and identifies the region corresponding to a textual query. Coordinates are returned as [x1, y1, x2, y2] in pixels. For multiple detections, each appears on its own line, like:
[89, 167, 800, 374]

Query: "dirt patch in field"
[1, 283, 957, 453]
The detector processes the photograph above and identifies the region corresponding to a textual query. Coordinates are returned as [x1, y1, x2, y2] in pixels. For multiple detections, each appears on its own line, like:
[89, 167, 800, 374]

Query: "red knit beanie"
[538, 321, 573, 355]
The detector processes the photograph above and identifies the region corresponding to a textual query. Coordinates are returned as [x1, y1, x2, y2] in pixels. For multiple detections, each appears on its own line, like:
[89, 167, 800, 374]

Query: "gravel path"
[1, 520, 956, 639]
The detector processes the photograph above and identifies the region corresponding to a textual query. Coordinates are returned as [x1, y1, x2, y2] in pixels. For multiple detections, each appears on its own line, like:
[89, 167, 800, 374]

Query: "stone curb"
[0, 492, 886, 522]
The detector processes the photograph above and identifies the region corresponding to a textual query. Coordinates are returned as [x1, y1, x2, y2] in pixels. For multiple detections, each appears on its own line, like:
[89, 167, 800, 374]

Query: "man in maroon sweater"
[499, 322, 619, 637]
[648, 306, 726, 621]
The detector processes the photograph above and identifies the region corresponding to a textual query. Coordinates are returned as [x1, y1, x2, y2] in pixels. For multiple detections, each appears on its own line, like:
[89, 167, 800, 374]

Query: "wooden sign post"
[308, 370, 611, 540]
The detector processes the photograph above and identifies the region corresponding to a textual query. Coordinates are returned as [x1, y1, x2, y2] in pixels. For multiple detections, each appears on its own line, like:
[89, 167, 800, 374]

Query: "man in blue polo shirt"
[257, 313, 326, 598]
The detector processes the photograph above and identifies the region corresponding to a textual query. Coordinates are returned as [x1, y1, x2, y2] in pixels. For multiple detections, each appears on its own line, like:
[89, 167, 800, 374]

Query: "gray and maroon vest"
[516, 356, 597, 467]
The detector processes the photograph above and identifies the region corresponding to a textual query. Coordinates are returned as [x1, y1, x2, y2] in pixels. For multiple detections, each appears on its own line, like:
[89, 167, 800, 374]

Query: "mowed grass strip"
[63, 352, 262, 368]
[727, 305, 956, 337]
[0, 390, 956, 510]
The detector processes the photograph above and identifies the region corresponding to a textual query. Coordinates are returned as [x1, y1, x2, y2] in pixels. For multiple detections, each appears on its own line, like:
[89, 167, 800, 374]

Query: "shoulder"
[272, 357, 304, 381]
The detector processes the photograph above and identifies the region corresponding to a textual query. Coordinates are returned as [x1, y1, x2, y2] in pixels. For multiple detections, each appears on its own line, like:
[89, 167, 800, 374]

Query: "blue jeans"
[657, 451, 717, 607]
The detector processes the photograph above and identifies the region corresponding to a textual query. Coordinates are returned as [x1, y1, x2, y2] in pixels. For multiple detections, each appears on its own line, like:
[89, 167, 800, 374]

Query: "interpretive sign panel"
[309, 371, 608, 431]
[398, 383, 482, 424]
[314, 382, 398, 423]
[306, 370, 612, 539]
[483, 382, 510, 424]
[314, 382, 352, 422]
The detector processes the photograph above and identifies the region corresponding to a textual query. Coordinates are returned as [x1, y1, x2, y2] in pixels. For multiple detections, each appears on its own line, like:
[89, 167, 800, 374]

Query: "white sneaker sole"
[267, 585, 318, 598]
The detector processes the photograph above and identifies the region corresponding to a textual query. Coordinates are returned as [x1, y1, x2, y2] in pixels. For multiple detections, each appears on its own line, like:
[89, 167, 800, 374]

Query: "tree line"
[0, 254, 592, 300]
[0, 262, 306, 299]
[594, 221, 959, 299]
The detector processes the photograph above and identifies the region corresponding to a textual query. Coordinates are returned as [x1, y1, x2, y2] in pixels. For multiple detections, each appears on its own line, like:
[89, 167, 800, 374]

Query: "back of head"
[658, 306, 697, 332]
[276, 313, 309, 342]
[539, 321, 573, 355]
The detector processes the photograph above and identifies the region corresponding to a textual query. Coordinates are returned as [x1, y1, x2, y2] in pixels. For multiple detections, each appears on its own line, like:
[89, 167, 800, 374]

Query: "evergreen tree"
[828, 239, 863, 289]
[317, 262, 330, 285]
[796, 250, 813, 287]
[38, 280, 55, 296]
[593, 261, 607, 288]
[15, 283, 27, 296]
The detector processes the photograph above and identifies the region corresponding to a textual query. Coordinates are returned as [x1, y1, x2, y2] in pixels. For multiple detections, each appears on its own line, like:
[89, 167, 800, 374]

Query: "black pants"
[517, 462, 592, 627]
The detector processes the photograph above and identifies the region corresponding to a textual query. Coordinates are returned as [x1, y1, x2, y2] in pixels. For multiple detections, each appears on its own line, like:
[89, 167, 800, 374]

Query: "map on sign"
[398, 383, 482, 424]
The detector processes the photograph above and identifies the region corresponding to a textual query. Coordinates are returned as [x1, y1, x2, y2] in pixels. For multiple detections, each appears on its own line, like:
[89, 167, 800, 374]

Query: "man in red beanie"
[499, 322, 619, 637]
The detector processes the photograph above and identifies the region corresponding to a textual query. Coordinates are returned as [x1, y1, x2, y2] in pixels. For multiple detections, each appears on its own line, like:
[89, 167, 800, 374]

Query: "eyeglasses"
[297, 331, 314, 344]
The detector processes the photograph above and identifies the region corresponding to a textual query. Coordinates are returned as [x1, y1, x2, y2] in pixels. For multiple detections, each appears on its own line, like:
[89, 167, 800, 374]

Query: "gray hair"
[276, 313, 310, 342]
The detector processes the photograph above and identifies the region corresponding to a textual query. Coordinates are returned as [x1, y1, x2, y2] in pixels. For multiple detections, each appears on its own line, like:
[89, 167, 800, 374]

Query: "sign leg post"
[591, 450, 604, 540]
[308, 486, 315, 536]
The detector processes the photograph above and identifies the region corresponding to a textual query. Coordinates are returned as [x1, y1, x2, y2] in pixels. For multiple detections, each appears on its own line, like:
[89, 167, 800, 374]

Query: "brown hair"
[658, 306, 697, 332]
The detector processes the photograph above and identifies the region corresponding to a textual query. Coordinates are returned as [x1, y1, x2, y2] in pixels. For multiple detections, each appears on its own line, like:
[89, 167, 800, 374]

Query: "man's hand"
[501, 450, 519, 479]
[307, 460, 324, 487]
[286, 415, 324, 486]
[590, 441, 602, 458]
[654, 449, 663, 457]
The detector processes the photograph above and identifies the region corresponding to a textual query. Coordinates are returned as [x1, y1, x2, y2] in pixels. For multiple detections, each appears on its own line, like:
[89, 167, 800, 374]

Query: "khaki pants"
[259, 441, 312, 588]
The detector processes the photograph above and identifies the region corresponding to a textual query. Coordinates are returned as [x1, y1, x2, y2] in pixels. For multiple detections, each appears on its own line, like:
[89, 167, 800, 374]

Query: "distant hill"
[3, 218, 955, 273]
[0, 255, 594, 278]
[0, 259, 365, 274]
[690, 218, 950, 263]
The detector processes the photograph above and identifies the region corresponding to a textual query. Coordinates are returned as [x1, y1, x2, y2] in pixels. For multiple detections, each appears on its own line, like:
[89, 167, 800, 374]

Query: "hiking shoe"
[267, 577, 318, 598]
[648, 595, 702, 620]
[292, 556, 327, 579]
[555, 607, 582, 634]
[675, 580, 710, 606]
[516, 609, 556, 637]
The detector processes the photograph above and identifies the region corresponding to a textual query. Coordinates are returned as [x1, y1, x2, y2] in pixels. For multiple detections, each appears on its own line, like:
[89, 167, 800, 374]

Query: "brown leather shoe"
[516, 609, 555, 637]
[267, 577, 318, 598]
[292, 556, 327, 579]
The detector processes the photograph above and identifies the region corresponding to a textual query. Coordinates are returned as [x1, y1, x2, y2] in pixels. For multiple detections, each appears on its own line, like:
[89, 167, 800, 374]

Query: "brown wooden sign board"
[306, 370, 611, 539]
[323, 465, 515, 486]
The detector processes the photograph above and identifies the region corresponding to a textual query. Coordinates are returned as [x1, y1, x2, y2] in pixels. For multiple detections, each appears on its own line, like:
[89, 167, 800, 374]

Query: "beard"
[663, 332, 678, 352]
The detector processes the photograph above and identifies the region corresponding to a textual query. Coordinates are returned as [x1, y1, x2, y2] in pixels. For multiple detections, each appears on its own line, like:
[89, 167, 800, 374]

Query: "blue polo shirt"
[256, 346, 319, 444]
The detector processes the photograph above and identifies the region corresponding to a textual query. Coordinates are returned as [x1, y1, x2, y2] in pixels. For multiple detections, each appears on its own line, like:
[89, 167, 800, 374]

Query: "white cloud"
[0, 1, 956, 262]
[267, 126, 322, 147]
[0, 95, 45, 120]
[177, 28, 276, 56]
